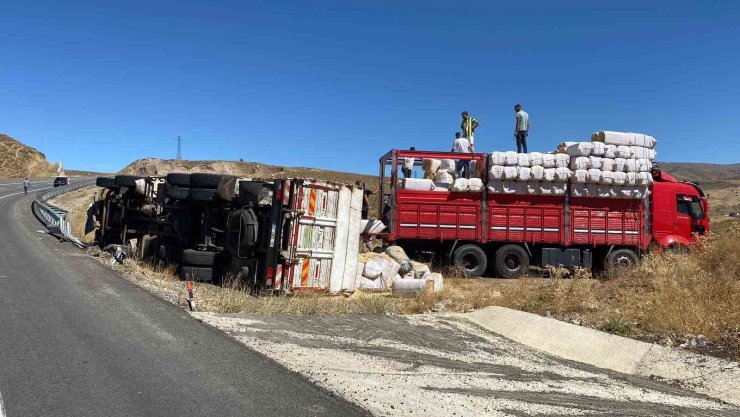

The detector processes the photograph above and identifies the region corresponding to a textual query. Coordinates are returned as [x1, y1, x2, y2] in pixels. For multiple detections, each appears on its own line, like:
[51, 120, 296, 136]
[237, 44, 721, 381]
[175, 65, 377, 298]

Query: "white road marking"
[0, 388, 7, 417]
[0, 187, 53, 200]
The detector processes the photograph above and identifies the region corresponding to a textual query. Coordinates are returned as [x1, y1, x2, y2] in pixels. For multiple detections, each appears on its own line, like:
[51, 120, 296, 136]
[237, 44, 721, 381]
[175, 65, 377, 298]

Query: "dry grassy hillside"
[660, 162, 740, 182]
[0, 133, 58, 178]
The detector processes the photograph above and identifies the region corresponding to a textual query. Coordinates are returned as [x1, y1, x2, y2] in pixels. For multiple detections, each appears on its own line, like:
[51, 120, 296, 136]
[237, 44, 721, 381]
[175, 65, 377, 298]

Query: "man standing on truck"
[452, 132, 473, 178]
[461, 111, 479, 147]
[514, 104, 529, 153]
[402, 146, 416, 178]
[23, 178, 30, 194]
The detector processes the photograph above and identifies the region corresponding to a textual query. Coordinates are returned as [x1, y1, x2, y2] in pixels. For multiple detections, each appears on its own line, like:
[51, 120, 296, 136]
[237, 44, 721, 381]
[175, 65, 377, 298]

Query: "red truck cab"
[378, 149, 709, 277]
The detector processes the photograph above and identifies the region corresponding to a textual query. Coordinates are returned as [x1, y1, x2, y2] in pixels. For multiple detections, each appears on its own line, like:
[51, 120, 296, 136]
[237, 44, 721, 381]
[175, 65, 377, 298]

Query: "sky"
[0, 0, 738, 174]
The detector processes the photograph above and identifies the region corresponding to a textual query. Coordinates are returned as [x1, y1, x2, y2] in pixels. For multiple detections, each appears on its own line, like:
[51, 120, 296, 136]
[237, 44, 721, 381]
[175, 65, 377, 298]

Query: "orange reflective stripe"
[309, 189, 317, 215]
[301, 259, 310, 286]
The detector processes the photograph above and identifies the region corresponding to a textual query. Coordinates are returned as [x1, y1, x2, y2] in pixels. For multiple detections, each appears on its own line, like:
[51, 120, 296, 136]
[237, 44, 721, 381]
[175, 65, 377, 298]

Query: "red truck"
[379, 150, 709, 277]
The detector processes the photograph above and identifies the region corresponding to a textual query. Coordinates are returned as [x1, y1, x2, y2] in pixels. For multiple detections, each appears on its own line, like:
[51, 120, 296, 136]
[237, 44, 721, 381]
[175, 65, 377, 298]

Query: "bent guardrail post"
[34, 178, 96, 249]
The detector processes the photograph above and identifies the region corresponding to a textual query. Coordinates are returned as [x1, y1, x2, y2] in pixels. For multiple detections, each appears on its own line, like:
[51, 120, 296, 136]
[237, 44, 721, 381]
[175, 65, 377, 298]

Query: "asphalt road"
[0, 179, 369, 417]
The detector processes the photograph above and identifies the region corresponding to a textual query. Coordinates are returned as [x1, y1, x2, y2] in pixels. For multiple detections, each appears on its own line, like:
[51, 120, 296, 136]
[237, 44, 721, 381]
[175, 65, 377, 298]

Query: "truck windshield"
[678, 194, 704, 219]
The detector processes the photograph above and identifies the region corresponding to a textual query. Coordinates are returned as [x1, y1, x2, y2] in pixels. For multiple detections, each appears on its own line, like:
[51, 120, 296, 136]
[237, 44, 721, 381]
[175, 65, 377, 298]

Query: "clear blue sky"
[1, 0, 738, 174]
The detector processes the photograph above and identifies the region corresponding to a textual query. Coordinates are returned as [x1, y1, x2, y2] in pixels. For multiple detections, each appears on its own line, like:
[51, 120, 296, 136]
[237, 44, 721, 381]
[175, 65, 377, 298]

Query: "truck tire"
[182, 249, 217, 266]
[452, 244, 488, 277]
[605, 248, 638, 273]
[190, 173, 222, 189]
[166, 173, 191, 187]
[190, 188, 217, 202]
[166, 186, 190, 200]
[180, 266, 214, 283]
[114, 175, 142, 187]
[96, 177, 117, 188]
[494, 244, 530, 278]
[159, 244, 183, 263]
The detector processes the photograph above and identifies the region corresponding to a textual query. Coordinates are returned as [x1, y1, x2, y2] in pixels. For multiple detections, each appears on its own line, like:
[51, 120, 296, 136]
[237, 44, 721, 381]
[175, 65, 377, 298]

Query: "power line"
[175, 136, 183, 160]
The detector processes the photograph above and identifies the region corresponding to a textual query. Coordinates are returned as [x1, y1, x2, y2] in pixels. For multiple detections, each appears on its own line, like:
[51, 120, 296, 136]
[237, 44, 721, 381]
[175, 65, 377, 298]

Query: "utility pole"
[175, 136, 183, 160]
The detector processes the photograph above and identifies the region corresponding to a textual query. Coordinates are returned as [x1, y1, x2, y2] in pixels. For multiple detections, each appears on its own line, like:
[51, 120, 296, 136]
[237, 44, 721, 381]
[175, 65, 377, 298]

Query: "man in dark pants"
[23, 178, 30, 194]
[402, 146, 416, 178]
[356, 181, 372, 219]
[514, 104, 529, 153]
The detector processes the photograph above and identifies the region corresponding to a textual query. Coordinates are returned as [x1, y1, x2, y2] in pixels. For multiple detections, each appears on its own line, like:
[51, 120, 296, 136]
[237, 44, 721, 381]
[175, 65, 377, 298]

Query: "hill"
[0, 133, 58, 178]
[659, 162, 740, 183]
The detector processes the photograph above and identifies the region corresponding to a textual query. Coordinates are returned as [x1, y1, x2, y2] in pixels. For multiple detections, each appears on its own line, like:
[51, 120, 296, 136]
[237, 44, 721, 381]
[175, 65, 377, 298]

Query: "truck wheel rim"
[504, 253, 521, 271]
[461, 254, 479, 271]
[614, 256, 633, 268]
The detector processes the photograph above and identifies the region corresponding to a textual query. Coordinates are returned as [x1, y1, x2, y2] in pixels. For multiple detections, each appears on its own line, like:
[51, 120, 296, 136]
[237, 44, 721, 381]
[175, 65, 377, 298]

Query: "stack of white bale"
[397, 158, 482, 193]
[487, 151, 571, 195]
[560, 131, 657, 199]
[355, 246, 443, 294]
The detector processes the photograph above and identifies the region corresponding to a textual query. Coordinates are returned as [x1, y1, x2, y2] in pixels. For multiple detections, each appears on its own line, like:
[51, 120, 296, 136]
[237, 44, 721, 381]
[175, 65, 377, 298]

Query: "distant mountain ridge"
[659, 162, 740, 183]
[0, 133, 57, 178]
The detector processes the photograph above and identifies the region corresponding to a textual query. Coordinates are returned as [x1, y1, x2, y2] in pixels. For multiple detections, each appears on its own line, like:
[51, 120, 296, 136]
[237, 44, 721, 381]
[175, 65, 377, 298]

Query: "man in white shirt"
[514, 104, 529, 153]
[451, 132, 473, 178]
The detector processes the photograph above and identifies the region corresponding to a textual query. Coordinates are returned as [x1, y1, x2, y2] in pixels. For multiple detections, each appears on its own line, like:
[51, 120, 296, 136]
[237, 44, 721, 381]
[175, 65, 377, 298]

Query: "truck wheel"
[190, 173, 222, 189]
[452, 244, 488, 277]
[494, 244, 530, 278]
[190, 188, 217, 202]
[114, 175, 142, 187]
[166, 186, 190, 200]
[182, 249, 217, 266]
[180, 266, 214, 283]
[606, 248, 638, 273]
[96, 177, 117, 188]
[166, 173, 191, 187]
[159, 244, 183, 264]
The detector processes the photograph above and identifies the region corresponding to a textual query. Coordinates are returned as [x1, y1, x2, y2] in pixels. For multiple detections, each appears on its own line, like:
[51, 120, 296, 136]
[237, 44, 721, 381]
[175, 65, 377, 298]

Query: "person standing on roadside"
[460, 111, 479, 149]
[451, 132, 473, 179]
[514, 104, 529, 153]
[23, 178, 30, 194]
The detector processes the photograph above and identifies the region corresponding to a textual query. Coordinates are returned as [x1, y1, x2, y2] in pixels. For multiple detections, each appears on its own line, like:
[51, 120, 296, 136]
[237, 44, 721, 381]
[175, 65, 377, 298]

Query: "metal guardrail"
[33, 178, 97, 248]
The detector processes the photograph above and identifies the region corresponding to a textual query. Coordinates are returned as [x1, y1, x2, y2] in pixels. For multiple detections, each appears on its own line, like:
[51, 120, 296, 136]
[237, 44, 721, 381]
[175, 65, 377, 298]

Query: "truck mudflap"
[281, 180, 363, 293]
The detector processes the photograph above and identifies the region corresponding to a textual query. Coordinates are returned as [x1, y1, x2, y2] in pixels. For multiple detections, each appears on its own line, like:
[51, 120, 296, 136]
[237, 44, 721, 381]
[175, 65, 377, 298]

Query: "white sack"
[392, 278, 430, 296]
[571, 184, 589, 197]
[553, 182, 567, 196]
[432, 182, 450, 191]
[624, 159, 638, 173]
[636, 172, 653, 186]
[630, 146, 656, 160]
[502, 181, 522, 194]
[427, 272, 444, 293]
[530, 165, 545, 181]
[573, 169, 590, 183]
[570, 157, 591, 170]
[439, 159, 457, 173]
[487, 181, 503, 194]
[564, 142, 593, 157]
[525, 182, 539, 195]
[626, 172, 637, 186]
[490, 152, 507, 166]
[385, 246, 410, 264]
[489, 165, 505, 179]
[591, 142, 606, 156]
[633, 134, 657, 149]
[503, 166, 519, 180]
[504, 151, 519, 166]
[517, 153, 532, 167]
[542, 153, 557, 168]
[436, 170, 454, 184]
[422, 159, 441, 173]
[636, 158, 652, 172]
[616, 145, 632, 159]
[592, 131, 632, 146]
[600, 171, 615, 185]
[363, 259, 383, 279]
[587, 169, 603, 184]
[542, 168, 556, 182]
[613, 172, 628, 185]
[402, 178, 434, 191]
[529, 152, 544, 166]
[601, 158, 615, 172]
[539, 183, 553, 195]
[614, 158, 627, 172]
[555, 153, 571, 168]
[589, 156, 603, 169]
[468, 178, 484, 191]
[603, 145, 618, 159]
[517, 167, 532, 181]
[452, 178, 470, 192]
[597, 185, 617, 198]
[555, 167, 572, 181]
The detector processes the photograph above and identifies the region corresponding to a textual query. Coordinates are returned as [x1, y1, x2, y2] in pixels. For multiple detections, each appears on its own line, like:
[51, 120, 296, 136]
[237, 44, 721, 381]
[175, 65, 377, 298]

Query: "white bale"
[632, 133, 657, 148]
[517, 153, 532, 167]
[402, 178, 434, 191]
[636, 158, 652, 172]
[529, 152, 544, 166]
[490, 151, 507, 166]
[600, 171, 615, 185]
[436, 170, 454, 184]
[542, 168, 556, 182]
[502, 181, 522, 194]
[410, 262, 431, 280]
[616, 145, 632, 159]
[630, 146, 655, 160]
[517, 167, 532, 181]
[432, 182, 450, 191]
[427, 272, 443, 293]
[452, 178, 470, 192]
[589, 156, 603, 169]
[624, 159, 638, 173]
[591, 142, 606, 156]
[564, 142, 593, 157]
[363, 258, 384, 279]
[613, 158, 627, 172]
[530, 166, 545, 181]
[553, 183, 567, 196]
[572, 169, 590, 183]
[489, 165, 505, 179]
[571, 184, 589, 197]
[603, 145, 618, 159]
[597, 185, 617, 198]
[601, 158, 615, 171]
[556, 141, 577, 153]
[385, 245, 410, 264]
[468, 178, 484, 191]
[504, 151, 519, 166]
[503, 166, 519, 180]
[542, 153, 556, 168]
[554, 153, 571, 168]
[592, 131, 632, 146]
[570, 156, 591, 170]
[391, 278, 430, 296]
[587, 169, 603, 184]
[487, 180, 503, 194]
[636, 172, 653, 186]
[613, 171, 628, 185]
[618, 186, 633, 199]
[439, 159, 457, 173]
[539, 183, 553, 195]
[422, 159, 441, 173]
[525, 182, 539, 195]
[555, 167, 572, 181]
[626, 172, 637, 186]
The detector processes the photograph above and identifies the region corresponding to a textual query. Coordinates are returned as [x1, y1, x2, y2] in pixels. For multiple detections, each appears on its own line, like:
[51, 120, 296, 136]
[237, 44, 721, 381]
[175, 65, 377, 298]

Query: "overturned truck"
[93, 173, 364, 292]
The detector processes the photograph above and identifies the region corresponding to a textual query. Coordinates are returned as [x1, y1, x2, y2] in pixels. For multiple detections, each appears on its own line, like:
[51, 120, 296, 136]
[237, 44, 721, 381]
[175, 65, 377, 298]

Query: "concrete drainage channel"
[33, 178, 95, 248]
